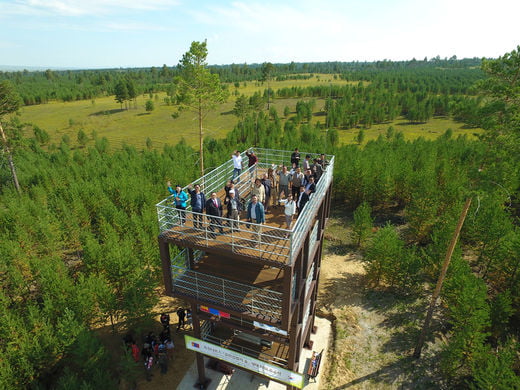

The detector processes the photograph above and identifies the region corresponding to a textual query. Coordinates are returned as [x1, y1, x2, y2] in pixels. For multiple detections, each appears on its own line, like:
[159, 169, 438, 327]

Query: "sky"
[0, 0, 519, 69]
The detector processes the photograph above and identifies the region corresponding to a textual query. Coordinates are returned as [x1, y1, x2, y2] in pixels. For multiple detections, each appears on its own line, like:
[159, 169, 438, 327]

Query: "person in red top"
[131, 342, 140, 363]
[245, 149, 258, 179]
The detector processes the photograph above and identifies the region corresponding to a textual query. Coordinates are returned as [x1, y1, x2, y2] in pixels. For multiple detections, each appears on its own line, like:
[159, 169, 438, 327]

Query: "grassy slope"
[16, 74, 481, 149]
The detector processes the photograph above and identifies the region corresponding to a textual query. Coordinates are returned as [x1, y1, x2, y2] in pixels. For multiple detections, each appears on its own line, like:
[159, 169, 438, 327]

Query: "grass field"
[15, 74, 482, 150]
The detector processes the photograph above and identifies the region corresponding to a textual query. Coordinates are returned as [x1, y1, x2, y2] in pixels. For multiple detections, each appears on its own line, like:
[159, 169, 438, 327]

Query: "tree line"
[1, 58, 483, 106]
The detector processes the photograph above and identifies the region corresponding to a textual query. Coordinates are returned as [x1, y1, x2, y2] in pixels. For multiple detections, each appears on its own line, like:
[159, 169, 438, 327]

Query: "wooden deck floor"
[193, 253, 285, 293]
[160, 202, 294, 265]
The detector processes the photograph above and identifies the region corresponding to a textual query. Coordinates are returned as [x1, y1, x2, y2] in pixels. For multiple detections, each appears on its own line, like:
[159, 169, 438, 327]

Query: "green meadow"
[16, 74, 481, 150]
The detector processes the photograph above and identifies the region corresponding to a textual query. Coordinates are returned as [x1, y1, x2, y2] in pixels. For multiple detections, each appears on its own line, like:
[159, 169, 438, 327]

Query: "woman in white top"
[280, 194, 296, 230]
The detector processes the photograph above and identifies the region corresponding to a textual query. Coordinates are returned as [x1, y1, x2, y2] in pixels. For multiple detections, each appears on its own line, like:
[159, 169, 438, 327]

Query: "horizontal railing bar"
[171, 267, 282, 299]
[171, 272, 283, 317]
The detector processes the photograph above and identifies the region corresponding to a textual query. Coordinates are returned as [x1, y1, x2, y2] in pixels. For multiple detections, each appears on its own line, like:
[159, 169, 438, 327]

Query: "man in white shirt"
[280, 194, 296, 233]
[231, 150, 242, 182]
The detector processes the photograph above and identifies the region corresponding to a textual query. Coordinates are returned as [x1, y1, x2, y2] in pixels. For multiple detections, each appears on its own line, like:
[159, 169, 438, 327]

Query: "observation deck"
[156, 148, 335, 267]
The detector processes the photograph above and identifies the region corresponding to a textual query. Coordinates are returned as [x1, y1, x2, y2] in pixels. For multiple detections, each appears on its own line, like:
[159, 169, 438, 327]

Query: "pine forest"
[1, 45, 520, 389]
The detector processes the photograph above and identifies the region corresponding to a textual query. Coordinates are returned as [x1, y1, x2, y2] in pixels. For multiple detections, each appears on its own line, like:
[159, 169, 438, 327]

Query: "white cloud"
[193, 1, 350, 35]
[2, 0, 180, 17]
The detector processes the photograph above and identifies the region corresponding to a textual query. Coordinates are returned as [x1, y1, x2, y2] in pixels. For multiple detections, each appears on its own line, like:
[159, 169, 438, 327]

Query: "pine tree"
[114, 81, 128, 110]
[0, 80, 22, 193]
[352, 201, 373, 248]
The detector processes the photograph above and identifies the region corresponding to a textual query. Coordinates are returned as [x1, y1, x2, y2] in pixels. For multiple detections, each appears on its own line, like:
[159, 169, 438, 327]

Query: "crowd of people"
[166, 148, 328, 238]
[123, 310, 193, 382]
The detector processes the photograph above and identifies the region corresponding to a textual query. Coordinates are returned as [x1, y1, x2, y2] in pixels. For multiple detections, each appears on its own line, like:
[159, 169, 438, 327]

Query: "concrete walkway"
[177, 317, 331, 390]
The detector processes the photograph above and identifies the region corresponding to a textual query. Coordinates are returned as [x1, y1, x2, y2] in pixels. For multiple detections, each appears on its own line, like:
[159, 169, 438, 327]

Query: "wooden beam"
[413, 198, 472, 358]
[158, 238, 173, 295]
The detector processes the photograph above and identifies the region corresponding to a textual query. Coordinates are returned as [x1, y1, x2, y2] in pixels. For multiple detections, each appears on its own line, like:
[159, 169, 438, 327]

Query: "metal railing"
[156, 148, 334, 265]
[290, 154, 334, 258]
[170, 249, 283, 321]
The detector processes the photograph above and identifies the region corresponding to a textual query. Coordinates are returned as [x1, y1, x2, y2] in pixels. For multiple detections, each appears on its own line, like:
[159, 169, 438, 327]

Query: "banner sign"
[199, 305, 230, 318]
[253, 321, 288, 336]
[185, 335, 304, 389]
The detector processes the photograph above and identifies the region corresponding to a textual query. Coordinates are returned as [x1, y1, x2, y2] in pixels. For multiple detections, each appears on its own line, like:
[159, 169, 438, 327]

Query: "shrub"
[363, 223, 421, 292]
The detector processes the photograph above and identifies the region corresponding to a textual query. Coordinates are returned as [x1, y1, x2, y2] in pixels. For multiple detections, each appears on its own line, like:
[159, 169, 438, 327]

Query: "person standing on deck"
[224, 180, 241, 203]
[168, 182, 188, 226]
[188, 184, 206, 229]
[297, 185, 310, 214]
[245, 149, 258, 179]
[291, 148, 300, 167]
[231, 150, 242, 182]
[247, 195, 265, 247]
[302, 154, 312, 171]
[205, 192, 224, 237]
[290, 167, 304, 199]
[305, 176, 316, 194]
[268, 166, 277, 202]
[312, 158, 324, 182]
[277, 165, 292, 200]
[261, 173, 272, 213]
[280, 193, 296, 232]
[251, 178, 265, 204]
[225, 190, 242, 230]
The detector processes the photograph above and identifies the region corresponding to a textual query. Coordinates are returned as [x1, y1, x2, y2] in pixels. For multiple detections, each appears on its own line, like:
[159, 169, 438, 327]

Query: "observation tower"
[156, 148, 334, 389]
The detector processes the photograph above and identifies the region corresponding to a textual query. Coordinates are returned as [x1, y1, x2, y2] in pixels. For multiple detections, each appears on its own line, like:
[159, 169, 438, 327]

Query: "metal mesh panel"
[171, 264, 283, 321]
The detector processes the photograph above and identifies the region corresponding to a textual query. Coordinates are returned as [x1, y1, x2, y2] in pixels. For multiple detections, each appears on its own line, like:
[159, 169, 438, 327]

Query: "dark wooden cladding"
[158, 238, 172, 295]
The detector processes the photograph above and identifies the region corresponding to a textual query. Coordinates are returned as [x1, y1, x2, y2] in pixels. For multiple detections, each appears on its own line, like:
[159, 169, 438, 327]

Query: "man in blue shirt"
[187, 183, 206, 229]
[247, 195, 265, 247]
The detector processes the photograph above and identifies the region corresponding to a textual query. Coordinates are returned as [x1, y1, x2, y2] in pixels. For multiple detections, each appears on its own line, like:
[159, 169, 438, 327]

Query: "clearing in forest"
[318, 215, 443, 389]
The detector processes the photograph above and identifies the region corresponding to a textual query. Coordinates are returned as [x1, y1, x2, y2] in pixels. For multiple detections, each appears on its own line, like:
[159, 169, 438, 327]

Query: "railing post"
[222, 279, 226, 306]
[289, 234, 293, 265]
[204, 218, 208, 245]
